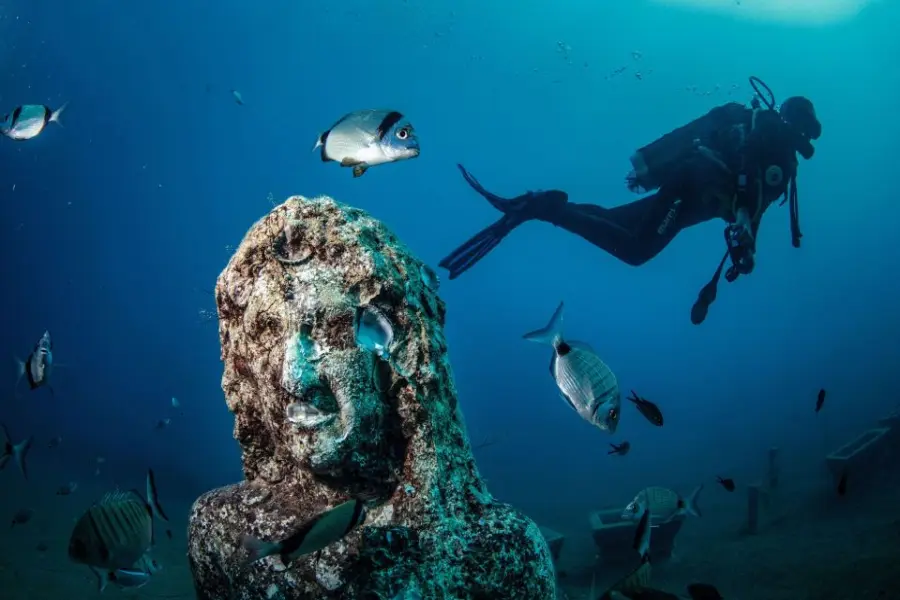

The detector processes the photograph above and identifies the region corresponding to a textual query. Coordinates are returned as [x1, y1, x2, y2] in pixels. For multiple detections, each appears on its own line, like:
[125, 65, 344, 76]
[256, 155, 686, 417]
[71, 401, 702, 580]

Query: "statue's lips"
[285, 387, 338, 429]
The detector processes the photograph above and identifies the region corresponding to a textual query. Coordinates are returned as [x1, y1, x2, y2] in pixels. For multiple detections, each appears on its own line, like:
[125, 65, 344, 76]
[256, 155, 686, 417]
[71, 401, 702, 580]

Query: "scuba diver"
[438, 77, 821, 324]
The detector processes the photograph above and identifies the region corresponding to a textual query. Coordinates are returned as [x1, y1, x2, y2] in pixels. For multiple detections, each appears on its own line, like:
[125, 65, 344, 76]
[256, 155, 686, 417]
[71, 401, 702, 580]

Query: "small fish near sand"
[608, 441, 630, 456]
[816, 388, 826, 413]
[0, 423, 34, 480]
[523, 302, 621, 434]
[1, 103, 67, 140]
[314, 109, 420, 178]
[240, 497, 368, 567]
[15, 330, 55, 397]
[627, 390, 664, 426]
[623, 485, 703, 524]
[68, 468, 169, 572]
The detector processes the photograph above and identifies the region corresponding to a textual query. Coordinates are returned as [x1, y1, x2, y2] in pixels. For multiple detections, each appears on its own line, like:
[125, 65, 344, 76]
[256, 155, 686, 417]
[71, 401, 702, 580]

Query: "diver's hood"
[780, 96, 821, 160]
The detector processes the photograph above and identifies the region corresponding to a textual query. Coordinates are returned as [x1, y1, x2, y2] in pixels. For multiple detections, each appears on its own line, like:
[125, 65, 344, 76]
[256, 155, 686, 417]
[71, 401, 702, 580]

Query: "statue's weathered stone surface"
[187, 196, 556, 600]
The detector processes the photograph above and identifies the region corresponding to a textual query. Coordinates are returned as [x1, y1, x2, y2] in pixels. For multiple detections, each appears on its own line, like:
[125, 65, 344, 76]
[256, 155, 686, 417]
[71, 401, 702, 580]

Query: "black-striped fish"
[599, 555, 652, 600]
[15, 330, 55, 396]
[240, 498, 367, 566]
[0, 423, 34, 480]
[67, 469, 168, 571]
[313, 109, 420, 178]
[524, 302, 621, 434]
[0, 103, 67, 140]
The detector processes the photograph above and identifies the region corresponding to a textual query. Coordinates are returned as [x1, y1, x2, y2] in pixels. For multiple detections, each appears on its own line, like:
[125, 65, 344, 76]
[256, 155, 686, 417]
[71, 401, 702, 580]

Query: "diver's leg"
[537, 192, 688, 266]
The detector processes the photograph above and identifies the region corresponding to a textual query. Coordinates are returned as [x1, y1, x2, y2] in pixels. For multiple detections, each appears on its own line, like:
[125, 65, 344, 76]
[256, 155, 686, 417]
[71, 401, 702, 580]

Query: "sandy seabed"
[2, 465, 898, 600]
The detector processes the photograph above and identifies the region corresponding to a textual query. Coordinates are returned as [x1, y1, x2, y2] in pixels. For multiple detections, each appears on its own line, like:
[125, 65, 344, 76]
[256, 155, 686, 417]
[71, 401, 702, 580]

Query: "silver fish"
[15, 330, 54, 395]
[313, 109, 419, 178]
[68, 469, 168, 570]
[623, 485, 703, 524]
[240, 498, 367, 566]
[523, 302, 621, 433]
[1, 103, 67, 140]
[0, 423, 34, 480]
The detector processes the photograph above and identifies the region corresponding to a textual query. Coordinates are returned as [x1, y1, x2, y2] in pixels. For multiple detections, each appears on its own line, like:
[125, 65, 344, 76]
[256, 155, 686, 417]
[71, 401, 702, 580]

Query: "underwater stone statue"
[187, 196, 557, 600]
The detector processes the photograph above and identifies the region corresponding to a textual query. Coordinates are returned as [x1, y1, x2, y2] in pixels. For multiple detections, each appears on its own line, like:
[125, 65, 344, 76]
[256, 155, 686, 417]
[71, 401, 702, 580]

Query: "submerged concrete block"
[187, 196, 556, 600]
[589, 508, 682, 566]
[538, 526, 565, 562]
[826, 427, 891, 480]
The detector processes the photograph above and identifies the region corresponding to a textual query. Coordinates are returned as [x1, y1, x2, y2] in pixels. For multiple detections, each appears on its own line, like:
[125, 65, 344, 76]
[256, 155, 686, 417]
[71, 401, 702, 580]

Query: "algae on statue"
[187, 195, 556, 599]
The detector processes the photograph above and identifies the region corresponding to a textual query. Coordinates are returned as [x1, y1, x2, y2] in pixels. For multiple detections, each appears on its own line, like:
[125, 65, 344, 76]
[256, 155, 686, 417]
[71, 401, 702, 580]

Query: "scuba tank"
[626, 103, 748, 193]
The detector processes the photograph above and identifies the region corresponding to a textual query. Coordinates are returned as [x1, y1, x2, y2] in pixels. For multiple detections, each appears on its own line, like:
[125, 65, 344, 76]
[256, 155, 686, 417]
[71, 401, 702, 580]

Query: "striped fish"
[599, 555, 652, 600]
[67, 469, 168, 570]
[622, 485, 703, 524]
[524, 302, 621, 434]
[240, 498, 367, 567]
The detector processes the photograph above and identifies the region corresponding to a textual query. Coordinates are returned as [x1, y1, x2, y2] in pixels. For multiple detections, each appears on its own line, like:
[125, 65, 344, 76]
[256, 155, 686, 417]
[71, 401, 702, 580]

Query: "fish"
[231, 89, 244, 105]
[165, 529, 173, 540]
[15, 330, 55, 396]
[171, 396, 180, 409]
[608, 441, 630, 456]
[36, 541, 49, 552]
[0, 423, 34, 480]
[523, 302, 621, 434]
[94, 552, 162, 593]
[67, 468, 168, 570]
[313, 109, 420, 178]
[155, 418, 171, 430]
[94, 567, 151, 593]
[240, 498, 367, 567]
[715, 476, 735, 492]
[632, 506, 652, 559]
[816, 388, 826, 413]
[1, 103, 67, 140]
[599, 555, 652, 599]
[626, 390, 663, 426]
[623, 485, 703, 524]
[355, 305, 394, 358]
[686, 582, 725, 599]
[57, 481, 79, 495]
[10, 508, 34, 528]
[145, 469, 169, 522]
[48, 436, 62, 449]
[837, 470, 848, 496]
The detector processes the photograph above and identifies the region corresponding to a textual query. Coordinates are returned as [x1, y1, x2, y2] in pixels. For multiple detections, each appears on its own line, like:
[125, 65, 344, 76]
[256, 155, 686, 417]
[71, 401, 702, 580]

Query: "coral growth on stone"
[187, 196, 556, 599]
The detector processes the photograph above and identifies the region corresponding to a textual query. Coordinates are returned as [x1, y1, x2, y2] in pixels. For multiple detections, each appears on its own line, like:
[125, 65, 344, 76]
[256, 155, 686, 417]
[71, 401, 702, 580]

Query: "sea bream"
[68, 468, 169, 572]
[313, 109, 420, 178]
[240, 497, 368, 567]
[15, 330, 55, 396]
[622, 485, 703, 524]
[1, 103, 67, 140]
[523, 302, 621, 434]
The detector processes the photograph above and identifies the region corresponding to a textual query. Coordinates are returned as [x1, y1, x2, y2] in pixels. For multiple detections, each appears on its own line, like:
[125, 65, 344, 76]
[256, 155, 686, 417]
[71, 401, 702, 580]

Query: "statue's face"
[279, 298, 392, 476]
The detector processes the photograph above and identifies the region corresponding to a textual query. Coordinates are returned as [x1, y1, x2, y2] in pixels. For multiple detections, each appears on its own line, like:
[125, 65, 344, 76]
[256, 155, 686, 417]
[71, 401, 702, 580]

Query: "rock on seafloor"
[187, 195, 557, 600]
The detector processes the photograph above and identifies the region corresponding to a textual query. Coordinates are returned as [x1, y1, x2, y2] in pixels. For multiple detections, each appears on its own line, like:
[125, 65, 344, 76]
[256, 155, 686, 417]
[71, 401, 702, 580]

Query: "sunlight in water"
[651, 0, 878, 25]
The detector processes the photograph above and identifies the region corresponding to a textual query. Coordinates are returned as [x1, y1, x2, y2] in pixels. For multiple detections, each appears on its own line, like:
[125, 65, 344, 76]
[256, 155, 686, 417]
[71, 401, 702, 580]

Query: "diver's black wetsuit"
[440, 90, 821, 323]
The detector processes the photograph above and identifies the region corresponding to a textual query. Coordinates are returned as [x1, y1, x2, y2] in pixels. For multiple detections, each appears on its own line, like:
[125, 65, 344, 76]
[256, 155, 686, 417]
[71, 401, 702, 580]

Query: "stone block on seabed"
[589, 508, 682, 566]
[186, 196, 557, 600]
[539, 526, 565, 562]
